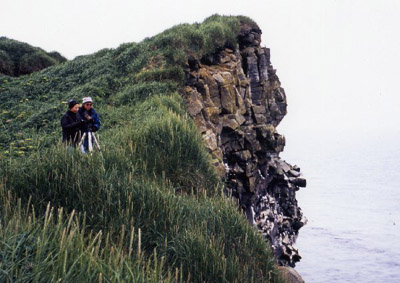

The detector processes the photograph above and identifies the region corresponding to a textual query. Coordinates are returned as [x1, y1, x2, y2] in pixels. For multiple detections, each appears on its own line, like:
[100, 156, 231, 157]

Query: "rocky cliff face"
[182, 23, 307, 267]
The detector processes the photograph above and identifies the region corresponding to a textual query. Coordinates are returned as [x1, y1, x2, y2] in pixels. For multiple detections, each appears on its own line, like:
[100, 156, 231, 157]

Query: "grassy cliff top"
[0, 15, 283, 282]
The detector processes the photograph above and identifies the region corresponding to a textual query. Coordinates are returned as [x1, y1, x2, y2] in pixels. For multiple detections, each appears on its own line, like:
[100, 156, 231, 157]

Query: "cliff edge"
[183, 22, 307, 267]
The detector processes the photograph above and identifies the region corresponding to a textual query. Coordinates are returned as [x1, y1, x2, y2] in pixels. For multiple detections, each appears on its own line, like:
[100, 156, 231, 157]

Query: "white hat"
[82, 97, 93, 104]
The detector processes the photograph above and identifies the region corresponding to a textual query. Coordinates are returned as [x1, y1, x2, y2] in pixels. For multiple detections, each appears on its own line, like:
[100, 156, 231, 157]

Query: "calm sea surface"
[281, 132, 400, 282]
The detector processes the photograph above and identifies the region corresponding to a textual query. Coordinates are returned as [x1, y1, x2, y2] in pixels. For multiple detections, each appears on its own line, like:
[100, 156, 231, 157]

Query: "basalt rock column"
[183, 22, 307, 267]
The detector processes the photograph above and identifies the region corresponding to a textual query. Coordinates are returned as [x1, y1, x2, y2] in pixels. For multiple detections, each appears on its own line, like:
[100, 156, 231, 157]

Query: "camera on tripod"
[78, 111, 100, 153]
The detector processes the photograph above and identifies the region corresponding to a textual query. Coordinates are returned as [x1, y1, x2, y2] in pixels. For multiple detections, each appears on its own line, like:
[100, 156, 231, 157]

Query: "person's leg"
[81, 134, 88, 153]
[88, 132, 93, 152]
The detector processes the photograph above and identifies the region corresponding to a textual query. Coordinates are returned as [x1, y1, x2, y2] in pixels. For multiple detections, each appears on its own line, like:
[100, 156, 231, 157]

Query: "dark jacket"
[78, 107, 101, 132]
[61, 111, 83, 146]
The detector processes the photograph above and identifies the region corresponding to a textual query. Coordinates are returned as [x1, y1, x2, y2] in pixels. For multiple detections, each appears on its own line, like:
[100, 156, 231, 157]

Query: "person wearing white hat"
[78, 96, 101, 153]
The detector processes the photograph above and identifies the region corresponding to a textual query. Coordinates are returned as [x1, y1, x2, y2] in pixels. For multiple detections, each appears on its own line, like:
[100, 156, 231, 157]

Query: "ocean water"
[281, 132, 400, 282]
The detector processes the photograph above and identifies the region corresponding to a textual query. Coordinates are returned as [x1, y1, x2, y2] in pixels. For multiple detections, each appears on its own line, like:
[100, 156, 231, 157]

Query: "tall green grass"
[0, 93, 282, 282]
[0, 197, 178, 282]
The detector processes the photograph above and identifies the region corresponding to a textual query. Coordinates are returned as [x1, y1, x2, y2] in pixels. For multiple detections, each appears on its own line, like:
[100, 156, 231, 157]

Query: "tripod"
[78, 129, 100, 153]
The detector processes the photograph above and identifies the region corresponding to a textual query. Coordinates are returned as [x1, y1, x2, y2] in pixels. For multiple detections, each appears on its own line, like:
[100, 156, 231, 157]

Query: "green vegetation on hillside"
[0, 15, 282, 282]
[0, 37, 67, 77]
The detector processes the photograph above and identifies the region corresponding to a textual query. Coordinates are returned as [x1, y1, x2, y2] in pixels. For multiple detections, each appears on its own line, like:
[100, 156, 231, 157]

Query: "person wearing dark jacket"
[61, 100, 83, 148]
[78, 96, 101, 153]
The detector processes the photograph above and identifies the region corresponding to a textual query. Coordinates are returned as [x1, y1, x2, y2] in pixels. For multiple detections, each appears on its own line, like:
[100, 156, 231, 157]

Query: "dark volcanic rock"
[182, 23, 306, 267]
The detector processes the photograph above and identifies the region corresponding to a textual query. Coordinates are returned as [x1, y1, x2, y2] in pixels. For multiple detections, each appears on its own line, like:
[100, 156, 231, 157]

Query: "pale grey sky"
[2, 0, 400, 140]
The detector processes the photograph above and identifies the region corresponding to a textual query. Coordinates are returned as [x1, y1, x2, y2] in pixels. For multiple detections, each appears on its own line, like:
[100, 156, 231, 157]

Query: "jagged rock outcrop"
[183, 22, 307, 267]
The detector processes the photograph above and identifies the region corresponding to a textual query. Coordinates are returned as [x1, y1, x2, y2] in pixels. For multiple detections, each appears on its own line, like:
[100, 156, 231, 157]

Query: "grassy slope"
[0, 37, 66, 77]
[0, 15, 283, 282]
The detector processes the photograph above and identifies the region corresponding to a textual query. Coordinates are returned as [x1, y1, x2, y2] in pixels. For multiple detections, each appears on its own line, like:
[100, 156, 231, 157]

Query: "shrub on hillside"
[0, 50, 13, 75]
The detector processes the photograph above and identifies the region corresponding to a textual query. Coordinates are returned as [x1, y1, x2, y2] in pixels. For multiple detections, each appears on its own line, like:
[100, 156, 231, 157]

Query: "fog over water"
[280, 130, 400, 282]
[2, 1, 400, 281]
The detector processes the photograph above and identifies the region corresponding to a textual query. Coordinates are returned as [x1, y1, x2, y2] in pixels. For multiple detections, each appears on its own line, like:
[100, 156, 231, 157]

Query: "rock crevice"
[183, 23, 307, 267]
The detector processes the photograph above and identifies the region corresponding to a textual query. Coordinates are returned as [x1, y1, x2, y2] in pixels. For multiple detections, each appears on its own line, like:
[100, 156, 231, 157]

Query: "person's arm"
[90, 111, 101, 131]
[61, 114, 82, 129]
